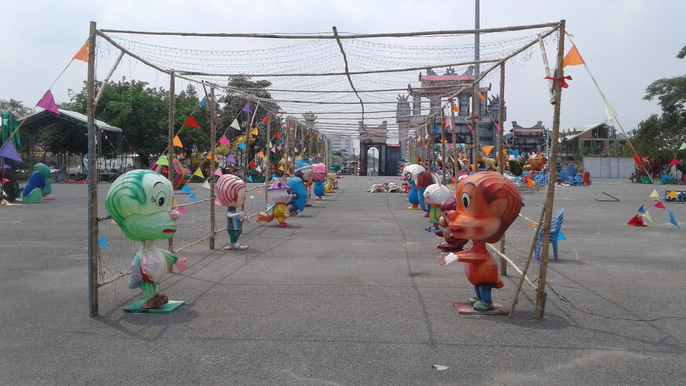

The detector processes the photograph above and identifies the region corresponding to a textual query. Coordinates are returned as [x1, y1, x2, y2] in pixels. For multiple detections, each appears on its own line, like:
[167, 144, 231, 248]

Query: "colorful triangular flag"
[263, 115, 269, 122]
[218, 135, 230, 146]
[193, 168, 204, 178]
[181, 184, 191, 194]
[0, 140, 23, 162]
[668, 190, 678, 199]
[238, 142, 246, 150]
[214, 168, 222, 176]
[227, 154, 236, 163]
[37, 90, 60, 115]
[477, 92, 485, 102]
[257, 151, 264, 159]
[680, 142, 686, 151]
[452, 104, 459, 113]
[669, 158, 681, 167]
[249, 160, 257, 168]
[654, 201, 666, 210]
[557, 232, 566, 241]
[173, 135, 183, 148]
[247, 175, 253, 182]
[642, 211, 652, 223]
[638, 205, 646, 214]
[98, 235, 108, 248]
[199, 96, 206, 107]
[189, 192, 197, 202]
[178, 206, 187, 214]
[242, 103, 252, 113]
[482, 145, 494, 156]
[156, 156, 169, 166]
[73, 42, 88, 62]
[230, 119, 240, 130]
[275, 132, 282, 139]
[251, 127, 258, 136]
[650, 189, 660, 199]
[184, 116, 200, 128]
[201, 180, 210, 189]
[562, 45, 585, 68]
[668, 209, 679, 229]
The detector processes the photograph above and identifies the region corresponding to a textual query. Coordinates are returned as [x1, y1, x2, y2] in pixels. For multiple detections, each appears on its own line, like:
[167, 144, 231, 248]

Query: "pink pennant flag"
[215, 199, 221, 206]
[178, 206, 187, 214]
[271, 146, 276, 153]
[2, 178, 9, 184]
[294, 148, 299, 153]
[669, 158, 681, 167]
[654, 201, 666, 210]
[214, 168, 223, 176]
[37, 90, 60, 114]
[218, 135, 230, 146]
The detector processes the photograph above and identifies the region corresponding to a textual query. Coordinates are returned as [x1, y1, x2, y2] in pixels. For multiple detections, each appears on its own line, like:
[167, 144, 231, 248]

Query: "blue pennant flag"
[509, 149, 520, 159]
[199, 96, 206, 107]
[238, 142, 246, 150]
[638, 205, 645, 214]
[189, 192, 197, 202]
[271, 173, 277, 178]
[181, 184, 191, 194]
[668, 209, 679, 229]
[434, 124, 440, 133]
[247, 175, 253, 182]
[557, 232, 566, 241]
[98, 235, 108, 249]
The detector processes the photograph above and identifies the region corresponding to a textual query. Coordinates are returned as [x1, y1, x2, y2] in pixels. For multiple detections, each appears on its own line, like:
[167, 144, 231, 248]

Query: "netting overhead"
[97, 22, 561, 143]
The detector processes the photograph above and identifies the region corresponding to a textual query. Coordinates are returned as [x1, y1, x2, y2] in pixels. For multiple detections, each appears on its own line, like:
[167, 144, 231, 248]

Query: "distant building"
[510, 120, 547, 155]
[559, 123, 627, 158]
[331, 136, 355, 155]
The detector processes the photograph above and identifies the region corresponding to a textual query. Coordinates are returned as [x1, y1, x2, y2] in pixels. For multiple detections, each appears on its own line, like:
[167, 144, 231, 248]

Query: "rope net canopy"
[95, 22, 561, 143]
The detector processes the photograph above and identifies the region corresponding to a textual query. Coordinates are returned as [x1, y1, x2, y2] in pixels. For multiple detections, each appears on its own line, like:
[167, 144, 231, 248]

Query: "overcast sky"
[2, 0, 684, 138]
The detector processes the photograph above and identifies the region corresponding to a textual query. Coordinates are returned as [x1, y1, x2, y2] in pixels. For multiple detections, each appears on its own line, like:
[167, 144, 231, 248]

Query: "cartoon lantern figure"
[440, 172, 521, 312]
[423, 183, 453, 232]
[21, 163, 52, 203]
[257, 177, 293, 227]
[286, 176, 307, 215]
[105, 169, 188, 309]
[294, 158, 313, 206]
[402, 163, 425, 210]
[216, 174, 249, 250]
[434, 197, 469, 252]
[312, 163, 327, 200]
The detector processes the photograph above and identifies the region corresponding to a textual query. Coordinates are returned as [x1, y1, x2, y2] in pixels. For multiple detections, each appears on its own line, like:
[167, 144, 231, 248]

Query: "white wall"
[583, 157, 634, 179]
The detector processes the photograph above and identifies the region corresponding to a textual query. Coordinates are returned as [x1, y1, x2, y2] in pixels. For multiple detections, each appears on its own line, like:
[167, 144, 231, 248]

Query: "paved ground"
[1, 175, 686, 385]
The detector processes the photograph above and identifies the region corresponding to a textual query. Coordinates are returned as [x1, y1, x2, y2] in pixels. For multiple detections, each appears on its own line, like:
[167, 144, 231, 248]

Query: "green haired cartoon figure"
[105, 170, 187, 309]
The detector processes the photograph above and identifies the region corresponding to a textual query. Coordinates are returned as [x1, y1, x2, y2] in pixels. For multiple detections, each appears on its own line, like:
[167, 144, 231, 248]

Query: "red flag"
[73, 42, 88, 62]
[249, 160, 257, 168]
[654, 202, 666, 210]
[669, 158, 681, 167]
[184, 116, 200, 128]
[633, 152, 645, 169]
[263, 115, 269, 123]
[275, 132, 282, 139]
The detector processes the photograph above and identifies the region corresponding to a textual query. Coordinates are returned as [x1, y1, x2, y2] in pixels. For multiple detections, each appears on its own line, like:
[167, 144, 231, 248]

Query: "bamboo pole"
[441, 109, 446, 185]
[87, 21, 98, 317]
[498, 62, 507, 276]
[450, 99, 458, 180]
[471, 84, 479, 172]
[264, 113, 272, 207]
[94, 51, 124, 107]
[534, 20, 565, 319]
[209, 87, 217, 249]
[167, 72, 175, 273]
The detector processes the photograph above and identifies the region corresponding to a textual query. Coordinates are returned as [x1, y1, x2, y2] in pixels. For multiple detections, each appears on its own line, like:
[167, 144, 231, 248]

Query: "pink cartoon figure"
[439, 172, 521, 312]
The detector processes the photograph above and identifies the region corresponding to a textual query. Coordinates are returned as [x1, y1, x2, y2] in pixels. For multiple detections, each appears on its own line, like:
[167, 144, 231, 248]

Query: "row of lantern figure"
[104, 158, 337, 310]
[402, 163, 522, 313]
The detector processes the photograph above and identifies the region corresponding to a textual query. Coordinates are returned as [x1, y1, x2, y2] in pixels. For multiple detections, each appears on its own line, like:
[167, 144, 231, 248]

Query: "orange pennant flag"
[562, 45, 585, 68]
[477, 92, 485, 102]
[482, 145, 494, 156]
[452, 104, 459, 113]
[526, 178, 535, 188]
[205, 153, 218, 161]
[184, 116, 200, 128]
[470, 164, 476, 172]
[529, 221, 535, 228]
[257, 151, 265, 158]
[257, 188, 262, 194]
[73, 42, 88, 62]
[173, 135, 183, 148]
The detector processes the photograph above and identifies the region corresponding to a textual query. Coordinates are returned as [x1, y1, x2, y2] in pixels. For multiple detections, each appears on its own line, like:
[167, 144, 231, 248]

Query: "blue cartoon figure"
[402, 163, 425, 210]
[286, 176, 307, 215]
[21, 163, 53, 203]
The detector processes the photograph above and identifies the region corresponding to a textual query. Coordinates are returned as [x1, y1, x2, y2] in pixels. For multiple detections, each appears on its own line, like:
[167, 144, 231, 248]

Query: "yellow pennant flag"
[193, 168, 204, 178]
[173, 135, 183, 148]
[642, 211, 652, 223]
[251, 127, 258, 136]
[668, 190, 678, 199]
[650, 189, 660, 199]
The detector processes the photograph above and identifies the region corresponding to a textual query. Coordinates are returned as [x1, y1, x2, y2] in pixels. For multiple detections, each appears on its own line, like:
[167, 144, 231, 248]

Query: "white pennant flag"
[604, 99, 617, 124]
[230, 119, 240, 130]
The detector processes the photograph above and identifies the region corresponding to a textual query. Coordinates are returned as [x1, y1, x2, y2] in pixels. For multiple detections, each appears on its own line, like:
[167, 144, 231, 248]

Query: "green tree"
[0, 99, 30, 117]
[635, 45, 686, 161]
